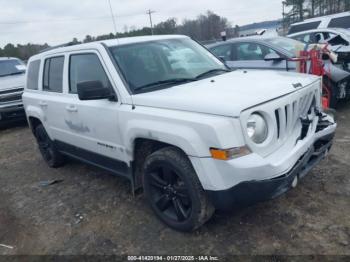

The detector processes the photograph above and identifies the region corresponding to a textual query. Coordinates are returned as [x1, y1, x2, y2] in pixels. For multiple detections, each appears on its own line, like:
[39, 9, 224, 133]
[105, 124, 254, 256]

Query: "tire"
[143, 147, 214, 232]
[35, 124, 65, 168]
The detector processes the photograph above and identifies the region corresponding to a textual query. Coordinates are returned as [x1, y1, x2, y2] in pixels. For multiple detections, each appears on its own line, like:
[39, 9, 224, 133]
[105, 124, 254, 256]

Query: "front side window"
[27, 60, 41, 90]
[0, 59, 26, 78]
[69, 53, 111, 94]
[109, 38, 227, 93]
[43, 56, 64, 92]
[210, 44, 232, 61]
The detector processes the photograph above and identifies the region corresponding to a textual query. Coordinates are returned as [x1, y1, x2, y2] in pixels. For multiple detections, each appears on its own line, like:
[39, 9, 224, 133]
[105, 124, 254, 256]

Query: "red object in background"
[322, 85, 331, 109]
[291, 46, 332, 109]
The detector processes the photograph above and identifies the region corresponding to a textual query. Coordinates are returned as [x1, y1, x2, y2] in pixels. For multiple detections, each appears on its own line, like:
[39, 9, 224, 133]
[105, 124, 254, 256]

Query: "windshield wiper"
[0, 72, 24, 77]
[134, 78, 197, 93]
[195, 68, 230, 80]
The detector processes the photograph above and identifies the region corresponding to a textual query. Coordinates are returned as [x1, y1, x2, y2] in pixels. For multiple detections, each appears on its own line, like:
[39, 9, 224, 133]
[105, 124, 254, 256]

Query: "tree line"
[77, 11, 230, 44]
[283, 0, 350, 24]
[0, 11, 230, 61]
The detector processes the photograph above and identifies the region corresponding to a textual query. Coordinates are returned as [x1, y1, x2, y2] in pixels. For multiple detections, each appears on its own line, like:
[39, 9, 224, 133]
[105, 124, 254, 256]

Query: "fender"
[25, 104, 53, 138]
[125, 119, 207, 160]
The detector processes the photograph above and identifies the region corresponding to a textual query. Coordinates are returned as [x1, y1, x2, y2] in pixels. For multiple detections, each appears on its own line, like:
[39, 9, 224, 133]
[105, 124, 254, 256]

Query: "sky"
[0, 0, 283, 48]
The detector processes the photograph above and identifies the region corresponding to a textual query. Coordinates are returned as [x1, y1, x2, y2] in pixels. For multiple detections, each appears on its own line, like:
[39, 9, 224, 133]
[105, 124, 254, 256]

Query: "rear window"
[328, 16, 350, 29]
[288, 21, 321, 34]
[27, 60, 41, 90]
[43, 56, 64, 93]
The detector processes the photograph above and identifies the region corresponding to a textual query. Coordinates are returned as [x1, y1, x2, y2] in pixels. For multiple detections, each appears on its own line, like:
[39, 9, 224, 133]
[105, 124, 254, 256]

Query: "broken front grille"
[274, 90, 316, 141]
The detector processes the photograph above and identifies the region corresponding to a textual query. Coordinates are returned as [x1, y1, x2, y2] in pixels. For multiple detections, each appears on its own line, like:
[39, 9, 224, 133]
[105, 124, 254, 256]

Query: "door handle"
[66, 105, 78, 112]
[39, 101, 48, 107]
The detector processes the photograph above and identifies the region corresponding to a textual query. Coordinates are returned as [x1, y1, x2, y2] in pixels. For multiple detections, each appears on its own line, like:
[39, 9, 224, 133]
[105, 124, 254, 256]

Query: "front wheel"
[143, 147, 214, 232]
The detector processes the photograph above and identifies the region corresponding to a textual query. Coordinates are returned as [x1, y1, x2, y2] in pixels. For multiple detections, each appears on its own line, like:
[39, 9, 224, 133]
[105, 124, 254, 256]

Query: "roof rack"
[39, 41, 82, 54]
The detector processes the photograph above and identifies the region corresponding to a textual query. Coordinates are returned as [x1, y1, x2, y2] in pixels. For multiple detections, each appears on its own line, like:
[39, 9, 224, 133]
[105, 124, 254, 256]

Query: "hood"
[0, 73, 25, 91]
[132, 70, 319, 117]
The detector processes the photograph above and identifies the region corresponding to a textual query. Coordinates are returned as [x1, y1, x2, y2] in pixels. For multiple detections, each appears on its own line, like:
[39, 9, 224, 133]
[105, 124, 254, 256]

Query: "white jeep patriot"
[23, 35, 337, 231]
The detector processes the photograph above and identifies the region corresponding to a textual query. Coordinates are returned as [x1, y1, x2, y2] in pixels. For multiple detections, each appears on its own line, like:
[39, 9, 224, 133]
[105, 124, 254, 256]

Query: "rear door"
[39, 55, 69, 140]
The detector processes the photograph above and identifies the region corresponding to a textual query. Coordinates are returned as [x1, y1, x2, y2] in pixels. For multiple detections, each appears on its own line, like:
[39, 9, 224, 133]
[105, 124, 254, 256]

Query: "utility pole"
[146, 9, 156, 35]
[108, 0, 118, 37]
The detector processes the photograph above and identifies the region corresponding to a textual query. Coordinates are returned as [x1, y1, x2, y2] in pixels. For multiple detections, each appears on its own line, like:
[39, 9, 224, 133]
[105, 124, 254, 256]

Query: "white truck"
[0, 57, 26, 122]
[23, 35, 336, 231]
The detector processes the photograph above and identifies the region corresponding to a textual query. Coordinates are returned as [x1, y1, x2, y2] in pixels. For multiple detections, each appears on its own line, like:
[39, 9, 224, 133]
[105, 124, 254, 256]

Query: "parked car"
[208, 36, 350, 108]
[288, 11, 350, 35]
[0, 57, 26, 123]
[288, 27, 350, 46]
[23, 35, 336, 231]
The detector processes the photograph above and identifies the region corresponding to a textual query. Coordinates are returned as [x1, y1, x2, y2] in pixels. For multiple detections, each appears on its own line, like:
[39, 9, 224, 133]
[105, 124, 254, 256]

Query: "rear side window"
[69, 53, 111, 94]
[288, 21, 321, 34]
[43, 56, 64, 92]
[210, 44, 232, 61]
[328, 16, 350, 29]
[27, 60, 41, 90]
[293, 33, 313, 43]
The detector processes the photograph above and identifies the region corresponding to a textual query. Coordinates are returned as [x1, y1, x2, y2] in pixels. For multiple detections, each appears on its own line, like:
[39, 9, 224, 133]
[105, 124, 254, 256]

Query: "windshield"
[265, 37, 306, 57]
[0, 59, 26, 77]
[109, 38, 228, 93]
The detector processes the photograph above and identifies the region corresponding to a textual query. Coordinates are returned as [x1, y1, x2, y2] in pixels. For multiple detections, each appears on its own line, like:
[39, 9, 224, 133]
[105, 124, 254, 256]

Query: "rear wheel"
[143, 147, 214, 232]
[35, 125, 65, 168]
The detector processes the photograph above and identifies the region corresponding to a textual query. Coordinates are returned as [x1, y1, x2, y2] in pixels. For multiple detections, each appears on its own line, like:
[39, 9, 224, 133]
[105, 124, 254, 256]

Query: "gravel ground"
[0, 103, 349, 257]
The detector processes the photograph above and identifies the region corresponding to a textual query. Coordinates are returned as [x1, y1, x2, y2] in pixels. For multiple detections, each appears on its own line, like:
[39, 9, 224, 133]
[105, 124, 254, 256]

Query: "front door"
[61, 51, 127, 170]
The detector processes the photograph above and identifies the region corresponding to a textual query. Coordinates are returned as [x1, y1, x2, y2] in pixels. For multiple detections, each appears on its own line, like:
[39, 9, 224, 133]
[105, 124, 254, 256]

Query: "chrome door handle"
[39, 101, 48, 107]
[66, 105, 78, 112]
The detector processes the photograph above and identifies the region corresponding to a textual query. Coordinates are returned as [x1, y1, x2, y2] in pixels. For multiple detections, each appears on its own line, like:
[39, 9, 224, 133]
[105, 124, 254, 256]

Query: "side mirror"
[77, 81, 114, 101]
[264, 53, 284, 61]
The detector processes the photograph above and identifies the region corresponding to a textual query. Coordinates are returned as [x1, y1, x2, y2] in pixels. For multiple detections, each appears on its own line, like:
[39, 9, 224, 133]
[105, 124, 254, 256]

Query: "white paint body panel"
[23, 35, 336, 192]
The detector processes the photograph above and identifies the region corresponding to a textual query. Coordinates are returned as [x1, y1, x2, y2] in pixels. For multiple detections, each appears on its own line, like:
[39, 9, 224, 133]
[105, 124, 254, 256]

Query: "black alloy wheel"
[143, 147, 214, 232]
[147, 164, 192, 222]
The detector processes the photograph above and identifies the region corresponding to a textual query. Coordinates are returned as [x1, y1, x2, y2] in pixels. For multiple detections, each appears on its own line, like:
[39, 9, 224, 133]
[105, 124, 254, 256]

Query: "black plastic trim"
[55, 140, 131, 180]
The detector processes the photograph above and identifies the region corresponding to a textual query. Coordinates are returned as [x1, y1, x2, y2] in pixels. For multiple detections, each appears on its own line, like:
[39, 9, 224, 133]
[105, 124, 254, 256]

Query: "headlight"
[247, 113, 268, 144]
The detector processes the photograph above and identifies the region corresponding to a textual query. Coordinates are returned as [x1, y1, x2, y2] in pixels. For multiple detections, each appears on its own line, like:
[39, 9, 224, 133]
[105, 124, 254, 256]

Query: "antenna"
[146, 9, 156, 35]
[108, 0, 119, 39]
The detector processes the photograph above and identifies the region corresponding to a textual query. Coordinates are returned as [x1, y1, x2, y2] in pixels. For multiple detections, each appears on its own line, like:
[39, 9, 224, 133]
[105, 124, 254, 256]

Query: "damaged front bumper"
[206, 114, 336, 211]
